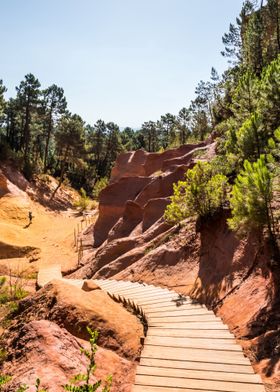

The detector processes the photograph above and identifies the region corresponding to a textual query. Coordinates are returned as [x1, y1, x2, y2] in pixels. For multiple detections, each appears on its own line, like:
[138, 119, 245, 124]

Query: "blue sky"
[1, 0, 244, 128]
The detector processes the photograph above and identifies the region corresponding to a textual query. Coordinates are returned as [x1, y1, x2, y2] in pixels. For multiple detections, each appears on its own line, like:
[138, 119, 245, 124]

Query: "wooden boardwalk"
[37, 269, 265, 391]
[94, 279, 264, 392]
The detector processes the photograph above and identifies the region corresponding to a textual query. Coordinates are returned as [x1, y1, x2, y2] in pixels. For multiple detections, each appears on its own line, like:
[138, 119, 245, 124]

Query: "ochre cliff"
[72, 141, 280, 391]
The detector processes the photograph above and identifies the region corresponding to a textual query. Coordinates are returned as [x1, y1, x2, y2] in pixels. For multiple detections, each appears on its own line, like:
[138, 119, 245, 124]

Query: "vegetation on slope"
[165, 0, 280, 261]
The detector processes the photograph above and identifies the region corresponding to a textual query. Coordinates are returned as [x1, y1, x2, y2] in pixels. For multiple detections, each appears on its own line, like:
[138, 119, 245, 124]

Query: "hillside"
[70, 141, 279, 390]
[0, 163, 85, 277]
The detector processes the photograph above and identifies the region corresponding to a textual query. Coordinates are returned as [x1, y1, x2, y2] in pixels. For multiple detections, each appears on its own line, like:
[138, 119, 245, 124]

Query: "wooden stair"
[37, 268, 265, 391]
[94, 279, 265, 392]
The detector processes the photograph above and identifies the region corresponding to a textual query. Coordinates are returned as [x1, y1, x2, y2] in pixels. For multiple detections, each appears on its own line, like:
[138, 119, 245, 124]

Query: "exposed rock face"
[72, 141, 280, 390]
[13, 280, 143, 361]
[110, 143, 206, 182]
[2, 320, 135, 392]
[92, 142, 209, 249]
[93, 176, 151, 247]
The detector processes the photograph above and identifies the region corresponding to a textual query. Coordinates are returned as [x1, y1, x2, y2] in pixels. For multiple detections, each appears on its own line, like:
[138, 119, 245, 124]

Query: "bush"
[74, 188, 90, 211]
[228, 154, 275, 235]
[92, 178, 108, 200]
[164, 161, 228, 223]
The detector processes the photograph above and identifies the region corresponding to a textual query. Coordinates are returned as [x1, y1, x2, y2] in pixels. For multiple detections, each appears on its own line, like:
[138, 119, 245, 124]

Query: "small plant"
[16, 385, 28, 392]
[0, 348, 7, 365]
[63, 327, 112, 392]
[74, 188, 90, 211]
[0, 277, 6, 287]
[0, 374, 12, 391]
[35, 378, 47, 392]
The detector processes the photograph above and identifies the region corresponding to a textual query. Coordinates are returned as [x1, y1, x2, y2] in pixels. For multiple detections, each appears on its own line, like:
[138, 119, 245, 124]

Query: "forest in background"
[0, 0, 279, 202]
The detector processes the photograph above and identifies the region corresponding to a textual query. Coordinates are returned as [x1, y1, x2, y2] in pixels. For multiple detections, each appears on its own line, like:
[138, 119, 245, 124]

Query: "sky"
[1, 0, 244, 128]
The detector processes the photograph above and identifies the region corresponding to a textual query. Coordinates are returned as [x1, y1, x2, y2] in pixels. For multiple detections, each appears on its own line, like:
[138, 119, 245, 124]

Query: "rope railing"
[74, 214, 96, 265]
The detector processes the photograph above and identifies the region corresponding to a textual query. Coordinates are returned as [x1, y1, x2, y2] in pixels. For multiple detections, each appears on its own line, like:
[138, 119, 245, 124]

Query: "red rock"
[108, 200, 143, 242]
[142, 197, 170, 232]
[93, 176, 151, 247]
[2, 320, 136, 392]
[135, 166, 187, 206]
[143, 142, 205, 176]
[16, 279, 143, 361]
[111, 149, 147, 182]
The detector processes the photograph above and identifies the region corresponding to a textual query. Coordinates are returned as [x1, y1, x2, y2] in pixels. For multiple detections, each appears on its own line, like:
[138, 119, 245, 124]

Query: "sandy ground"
[0, 194, 95, 276]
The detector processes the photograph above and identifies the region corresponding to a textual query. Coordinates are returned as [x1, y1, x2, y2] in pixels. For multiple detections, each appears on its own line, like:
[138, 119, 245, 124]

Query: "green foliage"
[0, 374, 11, 388]
[164, 161, 228, 223]
[0, 349, 7, 366]
[258, 55, 280, 133]
[0, 273, 28, 306]
[235, 112, 263, 161]
[0, 277, 6, 287]
[63, 327, 112, 392]
[16, 385, 28, 392]
[92, 178, 108, 200]
[74, 188, 90, 211]
[228, 155, 274, 234]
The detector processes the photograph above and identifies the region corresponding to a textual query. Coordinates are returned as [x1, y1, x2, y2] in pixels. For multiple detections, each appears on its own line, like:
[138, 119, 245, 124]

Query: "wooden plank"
[112, 289, 171, 299]
[124, 292, 178, 300]
[96, 280, 132, 288]
[113, 286, 169, 295]
[145, 308, 212, 316]
[144, 336, 239, 351]
[134, 375, 264, 392]
[37, 265, 62, 287]
[136, 296, 184, 306]
[132, 386, 220, 392]
[147, 328, 234, 339]
[141, 346, 249, 365]
[140, 358, 256, 375]
[136, 365, 263, 384]
[148, 314, 218, 323]
[101, 281, 136, 289]
[142, 302, 204, 311]
[149, 322, 228, 329]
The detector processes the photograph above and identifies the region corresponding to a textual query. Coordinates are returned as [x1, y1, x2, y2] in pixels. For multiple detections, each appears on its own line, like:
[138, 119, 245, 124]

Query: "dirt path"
[0, 195, 93, 275]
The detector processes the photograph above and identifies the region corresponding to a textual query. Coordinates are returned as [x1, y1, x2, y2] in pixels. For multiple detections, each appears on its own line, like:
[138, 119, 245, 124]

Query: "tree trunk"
[23, 96, 31, 163]
[50, 145, 69, 201]
[43, 111, 53, 173]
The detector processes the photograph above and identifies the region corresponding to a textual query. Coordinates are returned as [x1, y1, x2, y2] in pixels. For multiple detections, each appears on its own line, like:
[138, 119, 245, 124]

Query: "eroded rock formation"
[72, 141, 280, 390]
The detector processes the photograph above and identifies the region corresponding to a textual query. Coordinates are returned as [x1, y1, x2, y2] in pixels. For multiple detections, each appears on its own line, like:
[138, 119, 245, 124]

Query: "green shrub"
[0, 374, 11, 387]
[74, 188, 90, 211]
[0, 277, 6, 287]
[164, 161, 228, 223]
[92, 178, 108, 200]
[228, 154, 275, 235]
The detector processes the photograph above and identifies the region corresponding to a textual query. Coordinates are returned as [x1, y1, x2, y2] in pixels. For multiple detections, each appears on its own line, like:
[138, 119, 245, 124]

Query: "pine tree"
[258, 55, 280, 134]
[266, 0, 280, 57]
[141, 121, 158, 152]
[231, 71, 258, 125]
[177, 107, 191, 144]
[0, 80, 7, 128]
[51, 114, 85, 199]
[235, 112, 263, 161]
[15, 74, 41, 164]
[41, 84, 67, 172]
[228, 154, 276, 239]
[243, 10, 264, 76]
[160, 113, 176, 148]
